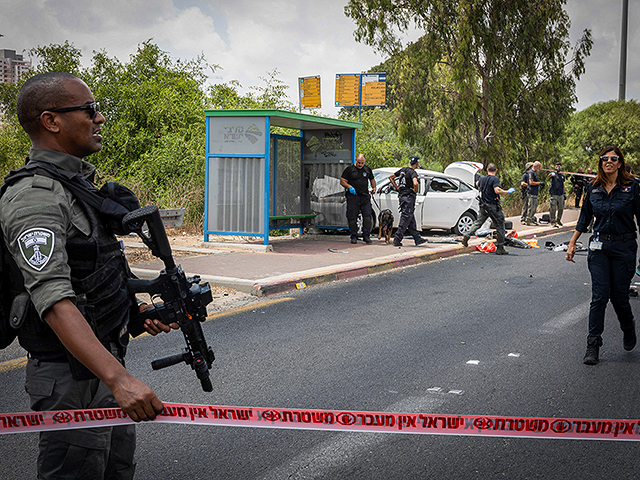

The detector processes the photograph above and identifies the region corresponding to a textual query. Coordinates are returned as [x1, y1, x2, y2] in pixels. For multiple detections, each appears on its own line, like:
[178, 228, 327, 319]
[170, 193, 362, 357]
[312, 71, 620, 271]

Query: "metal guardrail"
[159, 208, 185, 228]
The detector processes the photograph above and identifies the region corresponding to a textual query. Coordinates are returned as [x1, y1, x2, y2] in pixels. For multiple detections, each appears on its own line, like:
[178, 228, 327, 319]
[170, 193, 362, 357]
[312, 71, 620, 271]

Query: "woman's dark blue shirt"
[576, 180, 640, 235]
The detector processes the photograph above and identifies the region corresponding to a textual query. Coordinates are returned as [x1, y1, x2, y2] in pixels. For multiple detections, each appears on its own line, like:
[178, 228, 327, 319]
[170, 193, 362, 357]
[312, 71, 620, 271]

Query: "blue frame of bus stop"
[204, 109, 362, 245]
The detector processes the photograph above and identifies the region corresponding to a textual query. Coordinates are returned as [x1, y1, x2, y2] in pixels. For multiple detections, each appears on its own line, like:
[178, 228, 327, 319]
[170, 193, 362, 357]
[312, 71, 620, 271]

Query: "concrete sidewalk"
[129, 208, 581, 297]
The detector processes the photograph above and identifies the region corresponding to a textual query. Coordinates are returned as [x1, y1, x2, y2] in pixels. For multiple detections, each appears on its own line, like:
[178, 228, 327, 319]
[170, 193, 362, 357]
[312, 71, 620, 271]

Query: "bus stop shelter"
[204, 109, 362, 245]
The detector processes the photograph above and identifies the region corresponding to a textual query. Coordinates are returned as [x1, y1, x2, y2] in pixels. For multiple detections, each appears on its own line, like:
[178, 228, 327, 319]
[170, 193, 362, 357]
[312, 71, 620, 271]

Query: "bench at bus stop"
[269, 213, 316, 230]
[158, 209, 316, 234]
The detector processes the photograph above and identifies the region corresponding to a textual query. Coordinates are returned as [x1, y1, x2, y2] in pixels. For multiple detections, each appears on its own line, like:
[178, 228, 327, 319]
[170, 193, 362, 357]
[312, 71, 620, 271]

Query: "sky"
[1, 0, 638, 117]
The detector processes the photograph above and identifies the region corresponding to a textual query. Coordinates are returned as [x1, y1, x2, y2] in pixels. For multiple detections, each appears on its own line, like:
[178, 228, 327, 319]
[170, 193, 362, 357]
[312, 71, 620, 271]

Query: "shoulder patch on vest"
[17, 228, 55, 271]
[31, 175, 55, 190]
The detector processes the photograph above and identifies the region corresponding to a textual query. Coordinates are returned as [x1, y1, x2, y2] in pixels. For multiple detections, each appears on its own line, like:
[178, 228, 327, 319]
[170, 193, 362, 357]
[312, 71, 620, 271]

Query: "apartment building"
[0, 49, 31, 84]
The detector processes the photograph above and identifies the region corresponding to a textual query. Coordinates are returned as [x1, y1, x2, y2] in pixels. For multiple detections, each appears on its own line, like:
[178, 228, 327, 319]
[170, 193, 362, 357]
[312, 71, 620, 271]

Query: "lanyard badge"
[590, 233, 603, 251]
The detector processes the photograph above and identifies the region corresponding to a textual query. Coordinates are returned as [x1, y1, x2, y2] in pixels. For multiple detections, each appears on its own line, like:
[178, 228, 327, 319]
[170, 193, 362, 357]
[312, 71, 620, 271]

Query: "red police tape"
[3, 403, 640, 441]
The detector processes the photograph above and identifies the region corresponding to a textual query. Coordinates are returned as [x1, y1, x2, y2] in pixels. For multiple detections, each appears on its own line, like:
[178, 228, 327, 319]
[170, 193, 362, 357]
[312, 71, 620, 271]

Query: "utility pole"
[619, 0, 629, 101]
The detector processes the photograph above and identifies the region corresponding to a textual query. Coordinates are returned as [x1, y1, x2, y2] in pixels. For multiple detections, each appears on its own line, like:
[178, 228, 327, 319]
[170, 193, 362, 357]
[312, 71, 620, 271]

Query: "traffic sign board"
[299, 76, 321, 109]
[335, 74, 360, 106]
[361, 73, 386, 106]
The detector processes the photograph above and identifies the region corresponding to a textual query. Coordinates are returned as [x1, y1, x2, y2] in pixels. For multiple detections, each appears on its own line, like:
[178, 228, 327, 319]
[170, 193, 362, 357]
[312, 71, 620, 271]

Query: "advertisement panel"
[208, 117, 266, 155]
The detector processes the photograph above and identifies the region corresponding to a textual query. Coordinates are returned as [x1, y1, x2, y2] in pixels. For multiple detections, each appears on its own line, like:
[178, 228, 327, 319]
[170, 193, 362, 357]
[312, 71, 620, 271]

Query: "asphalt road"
[2, 231, 640, 479]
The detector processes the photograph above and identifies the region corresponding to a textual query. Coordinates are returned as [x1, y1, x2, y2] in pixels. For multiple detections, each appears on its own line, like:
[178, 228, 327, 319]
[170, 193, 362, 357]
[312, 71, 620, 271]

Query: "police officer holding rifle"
[0, 72, 179, 479]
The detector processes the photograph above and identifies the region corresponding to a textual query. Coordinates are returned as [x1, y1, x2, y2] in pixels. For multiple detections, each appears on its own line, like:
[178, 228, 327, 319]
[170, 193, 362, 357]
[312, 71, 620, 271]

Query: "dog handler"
[389, 156, 427, 247]
[340, 153, 376, 244]
[566, 146, 640, 365]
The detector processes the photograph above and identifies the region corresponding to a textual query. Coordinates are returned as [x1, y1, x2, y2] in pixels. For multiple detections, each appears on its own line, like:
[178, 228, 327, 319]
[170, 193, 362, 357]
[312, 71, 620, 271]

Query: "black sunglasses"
[600, 155, 619, 163]
[38, 102, 100, 121]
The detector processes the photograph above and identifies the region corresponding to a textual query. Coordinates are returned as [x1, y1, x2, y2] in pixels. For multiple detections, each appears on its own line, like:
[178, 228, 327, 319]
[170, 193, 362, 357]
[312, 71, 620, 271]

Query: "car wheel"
[356, 213, 377, 234]
[454, 211, 476, 235]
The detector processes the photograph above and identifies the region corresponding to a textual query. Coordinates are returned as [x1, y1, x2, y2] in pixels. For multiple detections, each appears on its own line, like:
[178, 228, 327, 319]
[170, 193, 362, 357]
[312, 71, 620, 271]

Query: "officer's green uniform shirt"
[0, 148, 96, 318]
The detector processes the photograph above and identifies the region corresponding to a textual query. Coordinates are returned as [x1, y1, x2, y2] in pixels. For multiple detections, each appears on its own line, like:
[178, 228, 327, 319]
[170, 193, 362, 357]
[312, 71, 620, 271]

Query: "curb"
[130, 268, 256, 295]
[130, 222, 578, 298]
[123, 241, 271, 254]
[252, 222, 577, 296]
[253, 244, 466, 297]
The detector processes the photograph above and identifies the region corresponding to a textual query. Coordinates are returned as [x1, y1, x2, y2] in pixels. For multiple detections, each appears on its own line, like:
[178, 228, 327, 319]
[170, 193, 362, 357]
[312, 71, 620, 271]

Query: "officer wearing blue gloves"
[389, 156, 427, 247]
[340, 154, 376, 244]
[461, 163, 515, 255]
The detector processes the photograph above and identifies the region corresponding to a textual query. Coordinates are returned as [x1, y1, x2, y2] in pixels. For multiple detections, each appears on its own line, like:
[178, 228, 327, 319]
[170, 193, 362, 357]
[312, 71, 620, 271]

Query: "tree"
[28, 41, 83, 76]
[250, 69, 296, 111]
[208, 80, 262, 110]
[0, 42, 87, 178]
[561, 100, 640, 173]
[339, 107, 419, 170]
[0, 40, 298, 228]
[86, 41, 209, 178]
[345, 0, 593, 169]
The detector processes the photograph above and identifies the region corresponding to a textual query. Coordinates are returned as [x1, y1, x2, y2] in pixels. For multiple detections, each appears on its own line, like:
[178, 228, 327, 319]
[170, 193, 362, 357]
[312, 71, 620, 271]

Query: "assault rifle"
[123, 205, 215, 392]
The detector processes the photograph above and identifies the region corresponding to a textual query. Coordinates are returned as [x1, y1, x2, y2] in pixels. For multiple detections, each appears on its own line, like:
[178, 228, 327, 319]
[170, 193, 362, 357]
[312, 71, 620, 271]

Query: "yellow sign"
[335, 74, 360, 106]
[361, 74, 386, 106]
[299, 76, 321, 109]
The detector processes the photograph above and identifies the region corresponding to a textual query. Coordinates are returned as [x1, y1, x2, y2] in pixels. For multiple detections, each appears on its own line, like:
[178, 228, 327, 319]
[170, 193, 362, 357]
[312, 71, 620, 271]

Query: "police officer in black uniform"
[548, 161, 566, 227]
[0, 72, 176, 479]
[460, 163, 515, 254]
[389, 156, 427, 247]
[520, 162, 534, 223]
[566, 146, 640, 365]
[571, 167, 588, 208]
[525, 161, 543, 225]
[340, 153, 376, 244]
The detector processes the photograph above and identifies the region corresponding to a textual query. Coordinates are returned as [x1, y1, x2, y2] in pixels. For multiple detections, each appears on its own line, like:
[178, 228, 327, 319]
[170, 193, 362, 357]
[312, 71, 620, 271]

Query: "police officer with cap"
[0, 72, 177, 479]
[389, 156, 427, 247]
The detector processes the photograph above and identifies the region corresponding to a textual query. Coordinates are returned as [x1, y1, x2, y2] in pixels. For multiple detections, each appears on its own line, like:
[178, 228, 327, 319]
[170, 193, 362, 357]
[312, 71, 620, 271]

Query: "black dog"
[378, 209, 394, 243]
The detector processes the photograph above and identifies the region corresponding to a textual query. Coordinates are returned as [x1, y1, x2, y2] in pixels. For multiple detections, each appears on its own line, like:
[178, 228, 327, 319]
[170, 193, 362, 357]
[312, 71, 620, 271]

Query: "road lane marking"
[0, 357, 27, 373]
[261, 396, 447, 480]
[539, 303, 588, 334]
[206, 297, 294, 321]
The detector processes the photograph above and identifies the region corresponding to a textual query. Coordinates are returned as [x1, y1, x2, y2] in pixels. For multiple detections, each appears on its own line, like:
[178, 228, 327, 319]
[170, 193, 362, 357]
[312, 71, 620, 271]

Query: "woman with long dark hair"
[566, 146, 640, 365]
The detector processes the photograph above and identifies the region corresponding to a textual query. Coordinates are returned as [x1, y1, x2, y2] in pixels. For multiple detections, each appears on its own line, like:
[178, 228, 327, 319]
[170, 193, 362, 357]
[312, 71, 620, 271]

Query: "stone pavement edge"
[128, 209, 582, 297]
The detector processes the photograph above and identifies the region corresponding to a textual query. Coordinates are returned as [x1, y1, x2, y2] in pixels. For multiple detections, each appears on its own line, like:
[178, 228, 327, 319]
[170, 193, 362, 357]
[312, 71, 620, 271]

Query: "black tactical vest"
[4, 168, 135, 362]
